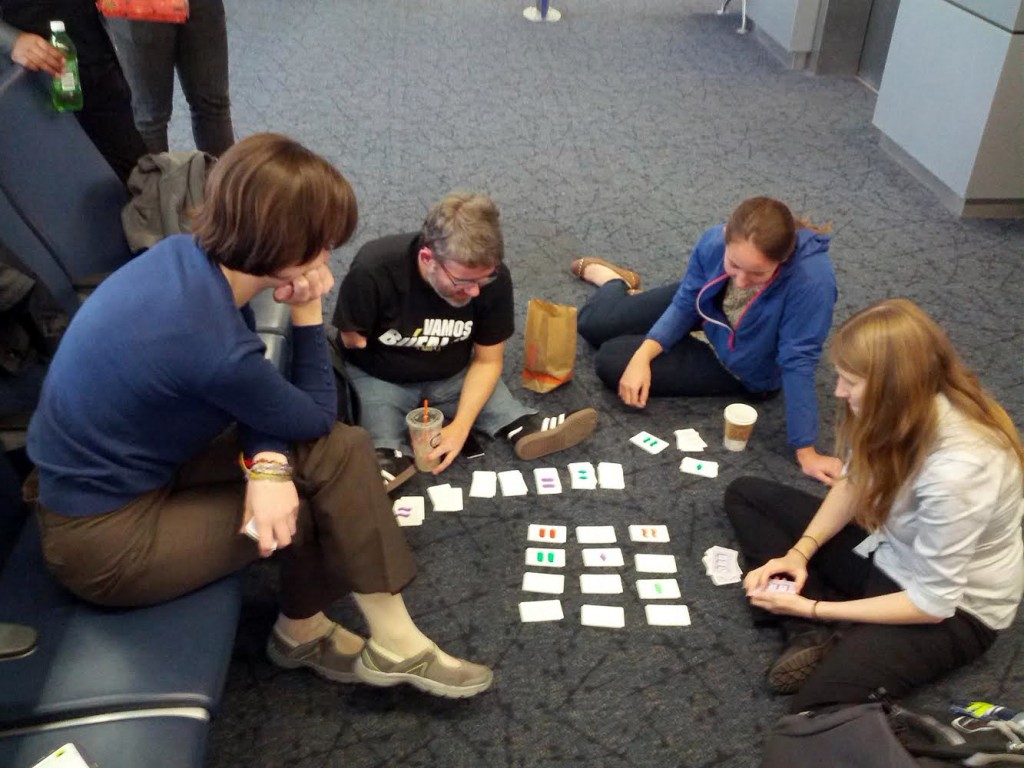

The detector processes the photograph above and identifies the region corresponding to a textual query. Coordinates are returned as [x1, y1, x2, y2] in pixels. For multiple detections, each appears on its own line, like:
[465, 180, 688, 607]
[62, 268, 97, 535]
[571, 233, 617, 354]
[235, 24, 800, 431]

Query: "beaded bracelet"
[238, 454, 293, 482]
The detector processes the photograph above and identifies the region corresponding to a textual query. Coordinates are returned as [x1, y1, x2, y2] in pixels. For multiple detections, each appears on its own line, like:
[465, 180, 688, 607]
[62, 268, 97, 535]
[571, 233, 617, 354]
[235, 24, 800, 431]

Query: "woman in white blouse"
[725, 297, 1023, 711]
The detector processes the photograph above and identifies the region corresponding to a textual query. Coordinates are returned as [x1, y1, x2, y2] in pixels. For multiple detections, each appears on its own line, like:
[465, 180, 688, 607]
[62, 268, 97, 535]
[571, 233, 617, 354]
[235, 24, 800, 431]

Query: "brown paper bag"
[522, 298, 577, 393]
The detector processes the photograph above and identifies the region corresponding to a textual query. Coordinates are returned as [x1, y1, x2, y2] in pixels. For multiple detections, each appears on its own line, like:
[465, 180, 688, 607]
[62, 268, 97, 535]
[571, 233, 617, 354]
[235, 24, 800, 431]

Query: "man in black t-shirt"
[334, 192, 597, 491]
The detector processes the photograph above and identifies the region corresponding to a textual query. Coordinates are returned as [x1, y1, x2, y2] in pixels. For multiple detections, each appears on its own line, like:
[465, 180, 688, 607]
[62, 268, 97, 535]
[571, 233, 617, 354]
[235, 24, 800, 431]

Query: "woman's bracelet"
[239, 454, 293, 482]
[798, 533, 821, 552]
[811, 600, 821, 620]
[788, 547, 809, 562]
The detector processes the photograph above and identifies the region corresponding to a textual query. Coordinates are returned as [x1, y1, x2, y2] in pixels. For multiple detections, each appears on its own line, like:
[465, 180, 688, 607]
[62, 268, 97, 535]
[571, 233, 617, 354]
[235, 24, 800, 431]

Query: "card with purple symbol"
[533, 467, 562, 495]
[392, 496, 425, 527]
[581, 548, 625, 567]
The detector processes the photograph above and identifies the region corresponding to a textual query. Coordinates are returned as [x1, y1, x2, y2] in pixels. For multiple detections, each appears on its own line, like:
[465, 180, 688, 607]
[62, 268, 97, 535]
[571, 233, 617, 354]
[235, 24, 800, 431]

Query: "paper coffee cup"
[723, 403, 758, 452]
[406, 407, 443, 472]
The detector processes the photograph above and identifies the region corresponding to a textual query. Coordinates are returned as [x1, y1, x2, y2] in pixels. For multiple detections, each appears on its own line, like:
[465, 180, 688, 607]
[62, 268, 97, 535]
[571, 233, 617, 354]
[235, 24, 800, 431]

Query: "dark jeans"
[577, 281, 748, 397]
[724, 477, 997, 713]
[75, 57, 147, 184]
[105, 0, 234, 156]
[35, 424, 416, 618]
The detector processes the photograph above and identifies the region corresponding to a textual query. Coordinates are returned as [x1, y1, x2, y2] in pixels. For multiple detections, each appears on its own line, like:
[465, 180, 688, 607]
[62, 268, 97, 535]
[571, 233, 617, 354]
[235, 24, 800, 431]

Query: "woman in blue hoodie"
[573, 197, 842, 484]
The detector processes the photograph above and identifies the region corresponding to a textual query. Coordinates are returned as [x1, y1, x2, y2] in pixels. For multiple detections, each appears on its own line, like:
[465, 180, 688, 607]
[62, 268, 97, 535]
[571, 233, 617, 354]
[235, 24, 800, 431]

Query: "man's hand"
[241, 479, 299, 558]
[273, 261, 334, 306]
[796, 446, 844, 486]
[339, 330, 367, 349]
[428, 421, 470, 474]
[11, 33, 64, 76]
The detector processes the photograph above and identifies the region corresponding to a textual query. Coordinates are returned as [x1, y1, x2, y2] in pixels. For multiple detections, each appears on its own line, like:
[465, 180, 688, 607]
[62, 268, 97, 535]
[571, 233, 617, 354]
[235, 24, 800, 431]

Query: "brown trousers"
[35, 424, 417, 618]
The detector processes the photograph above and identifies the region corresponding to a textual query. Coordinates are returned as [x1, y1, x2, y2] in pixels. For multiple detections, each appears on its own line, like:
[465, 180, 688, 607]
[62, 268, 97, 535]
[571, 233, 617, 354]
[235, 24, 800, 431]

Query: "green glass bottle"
[49, 20, 83, 112]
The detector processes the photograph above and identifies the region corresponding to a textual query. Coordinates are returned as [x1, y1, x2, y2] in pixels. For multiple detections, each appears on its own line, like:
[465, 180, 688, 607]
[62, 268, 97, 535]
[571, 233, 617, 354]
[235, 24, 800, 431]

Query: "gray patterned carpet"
[169, 1, 1024, 766]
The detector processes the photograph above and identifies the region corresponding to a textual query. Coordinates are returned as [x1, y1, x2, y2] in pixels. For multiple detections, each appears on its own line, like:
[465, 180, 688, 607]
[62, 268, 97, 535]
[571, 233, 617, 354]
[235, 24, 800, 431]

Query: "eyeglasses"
[434, 258, 499, 288]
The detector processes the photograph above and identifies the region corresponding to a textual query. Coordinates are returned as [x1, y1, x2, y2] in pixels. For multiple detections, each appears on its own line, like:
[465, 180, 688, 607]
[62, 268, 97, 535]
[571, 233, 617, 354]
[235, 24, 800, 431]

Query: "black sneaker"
[766, 626, 836, 694]
[504, 408, 598, 461]
[376, 448, 415, 494]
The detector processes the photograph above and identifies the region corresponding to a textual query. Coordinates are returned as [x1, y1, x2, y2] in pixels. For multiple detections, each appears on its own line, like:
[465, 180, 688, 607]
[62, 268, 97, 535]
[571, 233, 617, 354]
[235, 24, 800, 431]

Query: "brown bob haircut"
[193, 133, 357, 275]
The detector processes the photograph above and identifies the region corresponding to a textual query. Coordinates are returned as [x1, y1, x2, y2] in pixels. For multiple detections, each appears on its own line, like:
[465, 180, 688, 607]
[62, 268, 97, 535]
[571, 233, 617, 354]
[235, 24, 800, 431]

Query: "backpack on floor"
[889, 703, 1024, 766]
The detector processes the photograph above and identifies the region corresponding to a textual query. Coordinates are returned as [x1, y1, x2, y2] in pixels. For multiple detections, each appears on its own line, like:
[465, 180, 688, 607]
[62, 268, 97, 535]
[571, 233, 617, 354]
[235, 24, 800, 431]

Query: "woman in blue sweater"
[573, 197, 842, 484]
[26, 133, 492, 698]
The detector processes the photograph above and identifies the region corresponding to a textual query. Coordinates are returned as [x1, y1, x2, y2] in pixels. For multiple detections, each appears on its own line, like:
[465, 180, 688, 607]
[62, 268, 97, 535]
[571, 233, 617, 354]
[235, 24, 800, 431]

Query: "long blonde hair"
[830, 298, 1024, 530]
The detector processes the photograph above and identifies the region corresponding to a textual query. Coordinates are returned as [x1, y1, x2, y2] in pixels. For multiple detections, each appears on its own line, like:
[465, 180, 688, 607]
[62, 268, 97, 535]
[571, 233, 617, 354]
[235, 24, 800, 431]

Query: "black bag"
[761, 703, 920, 768]
[325, 327, 359, 426]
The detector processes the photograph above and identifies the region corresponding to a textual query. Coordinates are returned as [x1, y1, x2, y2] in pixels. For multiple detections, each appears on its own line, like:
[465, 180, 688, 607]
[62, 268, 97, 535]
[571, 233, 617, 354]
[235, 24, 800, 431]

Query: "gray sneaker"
[355, 641, 493, 698]
[266, 626, 362, 683]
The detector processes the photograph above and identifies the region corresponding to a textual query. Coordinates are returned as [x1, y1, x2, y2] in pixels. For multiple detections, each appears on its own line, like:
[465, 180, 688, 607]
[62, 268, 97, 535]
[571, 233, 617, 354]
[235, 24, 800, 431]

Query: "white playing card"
[575, 525, 617, 544]
[525, 547, 566, 568]
[426, 484, 451, 506]
[645, 604, 691, 626]
[628, 524, 670, 543]
[579, 573, 623, 594]
[680, 457, 719, 478]
[522, 571, 565, 594]
[519, 599, 564, 622]
[636, 578, 681, 600]
[764, 578, 797, 594]
[431, 486, 463, 512]
[634, 553, 678, 573]
[580, 604, 625, 628]
[498, 469, 529, 496]
[533, 467, 563, 495]
[469, 471, 497, 498]
[527, 523, 567, 544]
[630, 431, 670, 454]
[674, 428, 708, 452]
[567, 462, 597, 490]
[597, 462, 625, 489]
[392, 496, 425, 527]
[582, 548, 625, 567]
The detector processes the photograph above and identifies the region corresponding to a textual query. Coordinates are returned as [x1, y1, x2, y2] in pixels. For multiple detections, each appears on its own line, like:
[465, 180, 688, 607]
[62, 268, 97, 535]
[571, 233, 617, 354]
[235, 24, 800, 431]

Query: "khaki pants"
[35, 424, 417, 618]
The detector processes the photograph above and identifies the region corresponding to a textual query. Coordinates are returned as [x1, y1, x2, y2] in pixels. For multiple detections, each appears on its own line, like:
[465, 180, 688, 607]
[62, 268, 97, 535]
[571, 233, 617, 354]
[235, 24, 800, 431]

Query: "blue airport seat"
[0, 710, 209, 768]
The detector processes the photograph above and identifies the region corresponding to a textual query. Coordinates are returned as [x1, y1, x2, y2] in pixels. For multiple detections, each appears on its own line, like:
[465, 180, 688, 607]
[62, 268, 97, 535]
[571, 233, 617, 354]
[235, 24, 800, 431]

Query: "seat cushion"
[0, 521, 241, 727]
[0, 710, 209, 768]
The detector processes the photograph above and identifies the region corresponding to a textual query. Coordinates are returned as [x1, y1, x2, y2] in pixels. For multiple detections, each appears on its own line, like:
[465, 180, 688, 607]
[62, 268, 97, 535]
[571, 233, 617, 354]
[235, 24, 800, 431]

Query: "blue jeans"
[105, 0, 234, 156]
[347, 364, 535, 454]
[577, 281, 748, 397]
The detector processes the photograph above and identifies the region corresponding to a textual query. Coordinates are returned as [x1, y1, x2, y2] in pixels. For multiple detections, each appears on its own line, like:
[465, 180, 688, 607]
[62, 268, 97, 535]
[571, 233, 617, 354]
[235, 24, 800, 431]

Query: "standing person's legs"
[577, 282, 677, 347]
[35, 429, 257, 607]
[175, 0, 234, 156]
[103, 18, 178, 154]
[74, 58, 147, 184]
[346, 364, 420, 452]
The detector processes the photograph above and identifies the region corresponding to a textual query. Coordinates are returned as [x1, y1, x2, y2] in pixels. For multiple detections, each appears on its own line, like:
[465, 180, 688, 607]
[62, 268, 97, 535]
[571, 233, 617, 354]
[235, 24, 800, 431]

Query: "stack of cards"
[469, 470, 497, 498]
[674, 428, 707, 452]
[597, 462, 625, 489]
[703, 546, 742, 585]
[392, 496, 425, 527]
[426, 483, 463, 512]
[762, 578, 798, 594]
[498, 469, 529, 496]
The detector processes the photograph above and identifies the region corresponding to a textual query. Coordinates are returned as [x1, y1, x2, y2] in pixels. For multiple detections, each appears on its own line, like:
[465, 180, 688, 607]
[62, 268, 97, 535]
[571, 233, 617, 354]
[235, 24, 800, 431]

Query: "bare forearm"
[815, 591, 942, 625]
[451, 357, 502, 433]
[792, 477, 857, 558]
